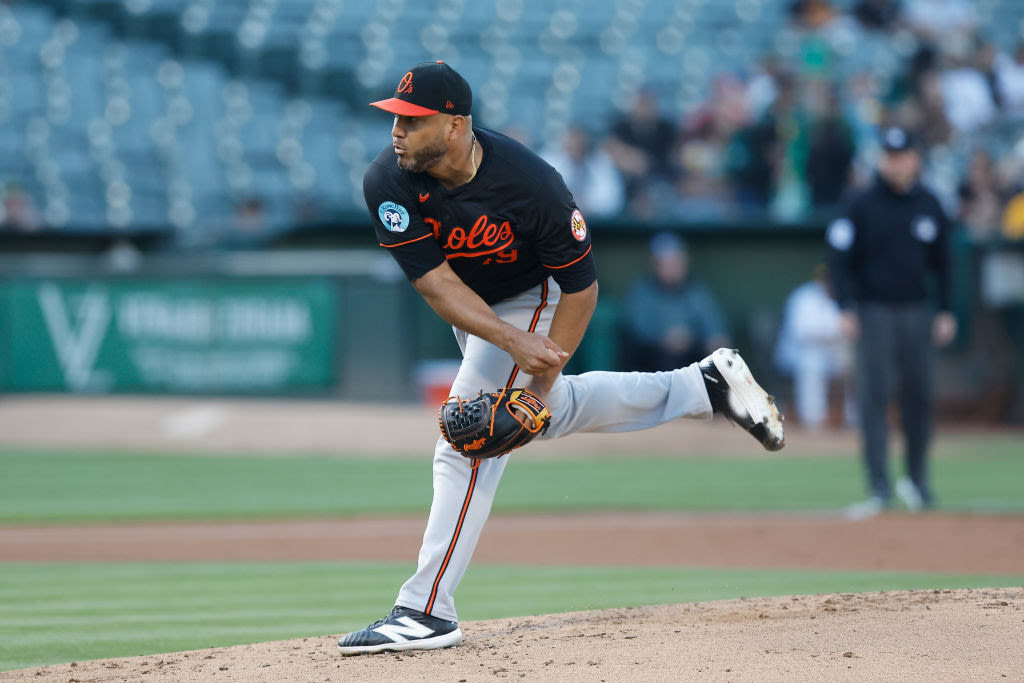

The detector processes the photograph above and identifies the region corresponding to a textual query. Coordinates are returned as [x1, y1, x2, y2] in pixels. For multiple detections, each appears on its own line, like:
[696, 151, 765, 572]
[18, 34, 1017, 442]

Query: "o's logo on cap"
[570, 209, 587, 241]
[378, 201, 410, 232]
[397, 71, 413, 94]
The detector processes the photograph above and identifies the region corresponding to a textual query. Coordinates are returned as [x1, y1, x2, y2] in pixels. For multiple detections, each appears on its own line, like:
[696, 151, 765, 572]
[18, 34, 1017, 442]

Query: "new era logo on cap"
[370, 62, 473, 117]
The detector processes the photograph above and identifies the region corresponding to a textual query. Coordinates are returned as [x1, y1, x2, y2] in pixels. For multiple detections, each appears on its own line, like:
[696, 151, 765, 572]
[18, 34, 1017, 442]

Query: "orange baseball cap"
[370, 61, 473, 117]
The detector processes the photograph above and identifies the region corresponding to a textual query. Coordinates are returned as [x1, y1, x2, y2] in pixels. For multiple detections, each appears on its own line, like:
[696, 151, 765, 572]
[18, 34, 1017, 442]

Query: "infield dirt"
[4, 589, 1022, 682]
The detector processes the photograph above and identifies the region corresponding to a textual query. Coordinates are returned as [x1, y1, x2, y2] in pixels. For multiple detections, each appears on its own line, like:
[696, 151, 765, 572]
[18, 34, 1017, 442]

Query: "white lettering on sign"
[37, 284, 113, 391]
[118, 295, 214, 342]
[131, 349, 298, 388]
[219, 299, 311, 342]
[117, 296, 311, 343]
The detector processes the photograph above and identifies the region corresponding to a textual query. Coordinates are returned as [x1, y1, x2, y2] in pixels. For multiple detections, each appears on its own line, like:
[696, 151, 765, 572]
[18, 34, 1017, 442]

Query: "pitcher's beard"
[397, 140, 447, 173]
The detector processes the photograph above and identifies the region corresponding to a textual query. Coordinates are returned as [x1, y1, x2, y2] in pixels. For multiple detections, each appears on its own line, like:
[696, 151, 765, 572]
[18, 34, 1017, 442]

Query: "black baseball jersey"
[363, 127, 596, 305]
[826, 174, 952, 311]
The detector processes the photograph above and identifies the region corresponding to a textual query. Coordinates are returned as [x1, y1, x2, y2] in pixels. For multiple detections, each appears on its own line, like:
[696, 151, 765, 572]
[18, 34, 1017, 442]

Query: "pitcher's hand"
[506, 330, 569, 376]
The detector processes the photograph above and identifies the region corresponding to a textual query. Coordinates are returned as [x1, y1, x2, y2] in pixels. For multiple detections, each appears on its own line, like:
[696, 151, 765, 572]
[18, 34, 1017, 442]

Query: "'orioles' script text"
[426, 215, 518, 262]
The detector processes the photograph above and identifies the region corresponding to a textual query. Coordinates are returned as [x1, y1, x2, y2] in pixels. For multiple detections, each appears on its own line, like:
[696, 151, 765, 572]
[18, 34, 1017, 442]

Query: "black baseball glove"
[438, 387, 551, 460]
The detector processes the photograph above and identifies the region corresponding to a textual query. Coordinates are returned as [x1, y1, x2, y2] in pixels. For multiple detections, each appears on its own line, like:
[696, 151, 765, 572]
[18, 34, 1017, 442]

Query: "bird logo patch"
[378, 201, 410, 232]
[570, 209, 587, 241]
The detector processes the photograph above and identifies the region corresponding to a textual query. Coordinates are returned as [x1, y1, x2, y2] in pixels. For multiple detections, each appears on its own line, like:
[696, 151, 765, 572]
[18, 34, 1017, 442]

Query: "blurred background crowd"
[544, 0, 1024, 237]
[1, 0, 1022, 242]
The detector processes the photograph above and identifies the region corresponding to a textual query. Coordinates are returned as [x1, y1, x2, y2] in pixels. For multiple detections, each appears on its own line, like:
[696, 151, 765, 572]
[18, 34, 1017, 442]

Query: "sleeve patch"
[570, 209, 588, 241]
[378, 202, 411, 233]
[827, 217, 854, 251]
[912, 215, 937, 243]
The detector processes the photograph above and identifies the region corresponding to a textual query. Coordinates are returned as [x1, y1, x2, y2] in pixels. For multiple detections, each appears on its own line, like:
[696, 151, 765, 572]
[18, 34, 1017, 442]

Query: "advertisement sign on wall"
[4, 279, 337, 393]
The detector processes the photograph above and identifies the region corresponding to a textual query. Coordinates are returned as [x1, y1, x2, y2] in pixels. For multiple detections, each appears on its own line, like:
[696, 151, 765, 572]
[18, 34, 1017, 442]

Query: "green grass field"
[1, 434, 1023, 671]
[1, 434, 1023, 523]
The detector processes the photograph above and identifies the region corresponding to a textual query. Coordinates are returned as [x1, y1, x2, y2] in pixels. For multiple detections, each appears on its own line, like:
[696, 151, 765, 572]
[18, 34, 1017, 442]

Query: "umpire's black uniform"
[827, 128, 953, 507]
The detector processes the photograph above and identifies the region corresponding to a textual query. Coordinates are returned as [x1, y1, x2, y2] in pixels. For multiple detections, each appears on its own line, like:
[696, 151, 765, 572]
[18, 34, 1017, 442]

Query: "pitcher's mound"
[8, 588, 1021, 681]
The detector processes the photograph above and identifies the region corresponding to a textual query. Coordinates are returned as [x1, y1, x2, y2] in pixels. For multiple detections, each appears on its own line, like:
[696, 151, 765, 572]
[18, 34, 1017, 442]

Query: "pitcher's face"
[391, 114, 450, 173]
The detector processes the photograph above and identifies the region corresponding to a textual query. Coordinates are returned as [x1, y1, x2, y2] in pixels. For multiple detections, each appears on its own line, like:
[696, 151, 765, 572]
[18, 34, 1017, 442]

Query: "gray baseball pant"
[855, 302, 935, 503]
[396, 277, 713, 621]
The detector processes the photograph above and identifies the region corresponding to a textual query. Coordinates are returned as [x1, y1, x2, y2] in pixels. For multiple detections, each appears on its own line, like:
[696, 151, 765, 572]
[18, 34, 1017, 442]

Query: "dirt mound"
[6, 588, 1020, 682]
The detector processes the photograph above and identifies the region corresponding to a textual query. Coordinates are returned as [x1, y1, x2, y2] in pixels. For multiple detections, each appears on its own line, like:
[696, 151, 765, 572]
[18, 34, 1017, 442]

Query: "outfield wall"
[1, 228, 1022, 419]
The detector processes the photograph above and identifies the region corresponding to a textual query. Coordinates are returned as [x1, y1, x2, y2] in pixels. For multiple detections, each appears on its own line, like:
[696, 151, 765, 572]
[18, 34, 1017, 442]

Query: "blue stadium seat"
[2, 0, 1018, 234]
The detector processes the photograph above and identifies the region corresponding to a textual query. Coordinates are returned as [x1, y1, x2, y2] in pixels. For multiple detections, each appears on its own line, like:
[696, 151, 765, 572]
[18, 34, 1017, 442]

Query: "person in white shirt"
[774, 264, 851, 429]
[940, 59, 997, 134]
[541, 125, 626, 219]
[902, 0, 977, 44]
[996, 42, 1024, 120]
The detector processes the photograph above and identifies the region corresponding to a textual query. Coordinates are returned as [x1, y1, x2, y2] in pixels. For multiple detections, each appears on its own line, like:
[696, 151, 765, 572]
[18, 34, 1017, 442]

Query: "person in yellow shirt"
[1002, 191, 1024, 239]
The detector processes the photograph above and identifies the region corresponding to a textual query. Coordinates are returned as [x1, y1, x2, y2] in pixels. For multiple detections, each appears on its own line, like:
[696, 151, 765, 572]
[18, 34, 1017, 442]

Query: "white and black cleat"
[338, 605, 462, 656]
[700, 348, 785, 451]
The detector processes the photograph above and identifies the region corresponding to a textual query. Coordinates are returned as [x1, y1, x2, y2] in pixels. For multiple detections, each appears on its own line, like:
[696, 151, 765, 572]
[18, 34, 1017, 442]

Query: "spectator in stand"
[939, 48, 998, 134]
[0, 182, 41, 231]
[915, 70, 956, 148]
[671, 74, 748, 221]
[886, 43, 938, 109]
[672, 122, 735, 221]
[746, 55, 782, 121]
[606, 88, 679, 217]
[618, 232, 731, 372]
[805, 86, 856, 209]
[774, 264, 851, 429]
[995, 42, 1024, 120]
[787, 0, 862, 78]
[193, 195, 271, 249]
[902, 0, 978, 47]
[231, 196, 268, 235]
[727, 73, 800, 209]
[1003, 187, 1024, 240]
[541, 125, 625, 219]
[852, 0, 901, 32]
[766, 74, 812, 220]
[958, 149, 1004, 239]
[841, 70, 887, 187]
[972, 39, 1003, 110]
[888, 51, 954, 150]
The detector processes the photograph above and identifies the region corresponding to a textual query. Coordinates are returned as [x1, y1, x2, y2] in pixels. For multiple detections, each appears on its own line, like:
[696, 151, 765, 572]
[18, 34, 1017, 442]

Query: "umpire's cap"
[370, 61, 472, 117]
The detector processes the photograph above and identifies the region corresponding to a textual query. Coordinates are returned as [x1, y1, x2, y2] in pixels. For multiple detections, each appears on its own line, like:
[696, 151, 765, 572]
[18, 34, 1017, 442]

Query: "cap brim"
[370, 98, 440, 116]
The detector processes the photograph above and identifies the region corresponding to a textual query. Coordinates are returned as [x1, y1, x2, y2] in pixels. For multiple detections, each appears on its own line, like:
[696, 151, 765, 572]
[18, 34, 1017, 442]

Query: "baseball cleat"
[338, 605, 462, 656]
[700, 348, 785, 451]
[894, 477, 924, 512]
[843, 495, 887, 521]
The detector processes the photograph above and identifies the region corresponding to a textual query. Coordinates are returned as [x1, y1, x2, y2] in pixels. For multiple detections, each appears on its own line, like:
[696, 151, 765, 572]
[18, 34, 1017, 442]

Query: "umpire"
[827, 126, 957, 519]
